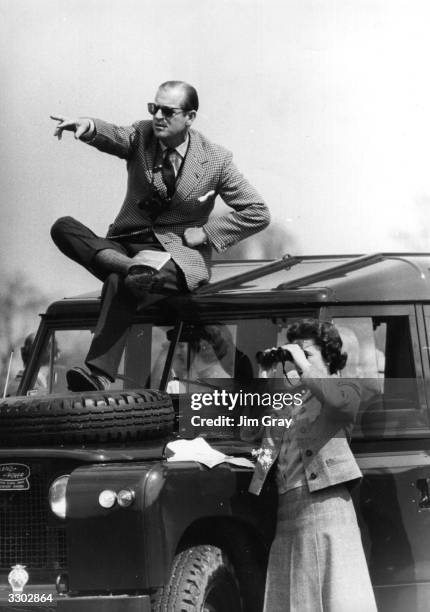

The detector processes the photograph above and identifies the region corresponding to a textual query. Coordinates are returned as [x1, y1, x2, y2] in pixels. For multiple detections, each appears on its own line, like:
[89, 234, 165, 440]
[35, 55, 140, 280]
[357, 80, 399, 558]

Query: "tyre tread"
[0, 389, 174, 445]
[154, 545, 241, 612]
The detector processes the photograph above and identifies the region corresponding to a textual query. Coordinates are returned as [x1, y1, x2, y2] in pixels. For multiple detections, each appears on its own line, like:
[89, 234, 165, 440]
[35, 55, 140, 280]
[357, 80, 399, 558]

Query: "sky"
[2, 0, 430, 301]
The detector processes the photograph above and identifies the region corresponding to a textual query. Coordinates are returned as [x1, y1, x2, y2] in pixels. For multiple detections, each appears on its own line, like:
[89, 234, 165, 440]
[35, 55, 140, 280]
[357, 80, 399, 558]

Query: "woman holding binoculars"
[249, 318, 377, 612]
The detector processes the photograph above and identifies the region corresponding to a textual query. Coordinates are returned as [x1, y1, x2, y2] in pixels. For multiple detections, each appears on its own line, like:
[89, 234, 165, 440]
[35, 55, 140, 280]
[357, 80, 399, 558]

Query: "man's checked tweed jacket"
[87, 119, 271, 291]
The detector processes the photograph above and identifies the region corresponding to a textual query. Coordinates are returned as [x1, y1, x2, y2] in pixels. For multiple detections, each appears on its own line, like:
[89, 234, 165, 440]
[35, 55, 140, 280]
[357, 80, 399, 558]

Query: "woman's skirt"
[263, 484, 377, 612]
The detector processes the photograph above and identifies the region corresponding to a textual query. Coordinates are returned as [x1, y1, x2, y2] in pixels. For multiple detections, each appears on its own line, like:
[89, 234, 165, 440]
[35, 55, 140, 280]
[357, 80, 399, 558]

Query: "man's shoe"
[66, 367, 111, 392]
[124, 265, 164, 298]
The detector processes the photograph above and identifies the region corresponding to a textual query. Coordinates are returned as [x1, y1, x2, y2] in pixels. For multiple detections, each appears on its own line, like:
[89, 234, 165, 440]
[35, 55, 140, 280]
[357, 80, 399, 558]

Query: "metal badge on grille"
[0, 464, 30, 491]
[8, 565, 29, 593]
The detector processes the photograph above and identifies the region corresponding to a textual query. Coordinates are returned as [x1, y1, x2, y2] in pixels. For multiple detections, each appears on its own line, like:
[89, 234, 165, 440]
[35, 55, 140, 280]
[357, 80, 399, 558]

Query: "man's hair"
[21, 333, 36, 366]
[21, 333, 59, 367]
[159, 81, 199, 112]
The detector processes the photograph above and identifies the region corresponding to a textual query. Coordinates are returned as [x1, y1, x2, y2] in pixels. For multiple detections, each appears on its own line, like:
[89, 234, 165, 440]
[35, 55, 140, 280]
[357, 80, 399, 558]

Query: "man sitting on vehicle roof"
[50, 80, 270, 392]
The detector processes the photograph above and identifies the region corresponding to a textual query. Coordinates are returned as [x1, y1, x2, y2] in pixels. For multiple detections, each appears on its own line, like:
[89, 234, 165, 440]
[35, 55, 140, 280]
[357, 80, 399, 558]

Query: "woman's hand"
[282, 343, 311, 374]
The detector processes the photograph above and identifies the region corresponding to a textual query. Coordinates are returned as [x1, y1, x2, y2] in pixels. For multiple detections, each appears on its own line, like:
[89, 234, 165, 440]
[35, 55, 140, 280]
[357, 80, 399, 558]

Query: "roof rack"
[197, 252, 380, 294]
[276, 252, 386, 289]
[196, 254, 304, 294]
[196, 252, 427, 296]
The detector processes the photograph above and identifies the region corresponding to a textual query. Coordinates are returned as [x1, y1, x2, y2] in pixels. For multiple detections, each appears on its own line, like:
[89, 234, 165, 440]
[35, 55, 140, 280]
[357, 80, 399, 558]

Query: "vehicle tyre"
[152, 545, 242, 612]
[0, 389, 174, 446]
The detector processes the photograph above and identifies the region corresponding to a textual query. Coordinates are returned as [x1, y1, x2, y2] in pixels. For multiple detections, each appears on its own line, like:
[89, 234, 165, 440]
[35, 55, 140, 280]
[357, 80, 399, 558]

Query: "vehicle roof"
[45, 252, 430, 316]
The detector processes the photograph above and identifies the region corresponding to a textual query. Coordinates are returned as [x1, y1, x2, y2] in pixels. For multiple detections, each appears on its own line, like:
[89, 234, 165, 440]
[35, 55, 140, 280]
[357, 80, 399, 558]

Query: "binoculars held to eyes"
[255, 347, 294, 369]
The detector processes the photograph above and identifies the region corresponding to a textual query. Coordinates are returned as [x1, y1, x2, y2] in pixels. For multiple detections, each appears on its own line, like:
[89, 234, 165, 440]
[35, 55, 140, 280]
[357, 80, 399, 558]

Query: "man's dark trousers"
[51, 216, 187, 380]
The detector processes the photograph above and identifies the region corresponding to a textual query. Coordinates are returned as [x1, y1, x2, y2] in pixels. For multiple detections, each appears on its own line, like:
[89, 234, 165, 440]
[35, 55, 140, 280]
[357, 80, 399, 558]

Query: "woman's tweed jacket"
[248, 367, 363, 495]
[86, 119, 271, 290]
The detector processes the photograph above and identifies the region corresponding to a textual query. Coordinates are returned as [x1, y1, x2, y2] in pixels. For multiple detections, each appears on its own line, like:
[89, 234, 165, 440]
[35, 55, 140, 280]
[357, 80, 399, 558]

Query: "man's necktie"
[162, 148, 176, 199]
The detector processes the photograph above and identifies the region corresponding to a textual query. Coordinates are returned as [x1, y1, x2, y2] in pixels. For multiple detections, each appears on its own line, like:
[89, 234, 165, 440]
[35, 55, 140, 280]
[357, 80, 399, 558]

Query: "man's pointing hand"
[50, 115, 91, 140]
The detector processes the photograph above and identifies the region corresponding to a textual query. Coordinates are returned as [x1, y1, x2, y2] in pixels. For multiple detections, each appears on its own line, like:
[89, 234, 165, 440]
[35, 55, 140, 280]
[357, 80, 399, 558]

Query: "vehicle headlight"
[98, 490, 117, 509]
[49, 475, 70, 519]
[117, 488, 135, 507]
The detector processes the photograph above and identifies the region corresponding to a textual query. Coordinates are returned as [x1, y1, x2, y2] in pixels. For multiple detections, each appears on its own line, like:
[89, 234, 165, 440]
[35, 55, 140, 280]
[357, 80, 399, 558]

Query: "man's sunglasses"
[147, 103, 188, 119]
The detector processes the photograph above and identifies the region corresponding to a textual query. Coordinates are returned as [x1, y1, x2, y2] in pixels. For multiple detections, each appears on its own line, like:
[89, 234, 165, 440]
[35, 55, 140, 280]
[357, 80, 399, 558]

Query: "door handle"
[416, 478, 430, 510]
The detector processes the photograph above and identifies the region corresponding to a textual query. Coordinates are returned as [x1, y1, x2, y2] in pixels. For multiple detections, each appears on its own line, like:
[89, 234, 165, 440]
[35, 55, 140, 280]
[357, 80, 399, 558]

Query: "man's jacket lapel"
[142, 133, 168, 199]
[173, 131, 208, 204]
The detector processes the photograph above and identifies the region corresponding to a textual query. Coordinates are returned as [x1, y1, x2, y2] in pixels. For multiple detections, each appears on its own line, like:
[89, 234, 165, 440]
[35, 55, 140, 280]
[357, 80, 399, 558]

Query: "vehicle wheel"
[0, 389, 174, 446]
[152, 545, 242, 612]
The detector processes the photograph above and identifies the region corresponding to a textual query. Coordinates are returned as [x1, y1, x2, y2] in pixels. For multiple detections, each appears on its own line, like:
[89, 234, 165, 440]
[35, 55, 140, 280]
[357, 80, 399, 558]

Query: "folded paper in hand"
[166, 437, 254, 469]
[131, 250, 171, 271]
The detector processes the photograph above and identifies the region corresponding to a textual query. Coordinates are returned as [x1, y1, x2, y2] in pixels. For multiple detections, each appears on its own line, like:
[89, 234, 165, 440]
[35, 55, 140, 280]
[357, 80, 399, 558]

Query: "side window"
[158, 323, 251, 394]
[162, 317, 313, 395]
[27, 330, 94, 395]
[28, 324, 170, 394]
[162, 316, 315, 439]
[333, 315, 428, 437]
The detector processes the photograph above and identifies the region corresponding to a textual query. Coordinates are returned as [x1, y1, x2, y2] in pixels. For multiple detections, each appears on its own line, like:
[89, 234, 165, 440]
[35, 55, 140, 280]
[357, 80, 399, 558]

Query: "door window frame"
[327, 304, 429, 438]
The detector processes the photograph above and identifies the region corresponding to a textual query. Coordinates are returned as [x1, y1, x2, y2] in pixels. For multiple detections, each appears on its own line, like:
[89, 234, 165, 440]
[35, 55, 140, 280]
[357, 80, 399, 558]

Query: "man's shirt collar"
[159, 133, 190, 159]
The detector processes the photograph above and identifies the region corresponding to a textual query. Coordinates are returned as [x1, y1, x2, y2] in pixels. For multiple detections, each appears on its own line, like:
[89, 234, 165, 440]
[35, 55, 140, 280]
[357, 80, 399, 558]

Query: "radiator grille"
[0, 462, 66, 571]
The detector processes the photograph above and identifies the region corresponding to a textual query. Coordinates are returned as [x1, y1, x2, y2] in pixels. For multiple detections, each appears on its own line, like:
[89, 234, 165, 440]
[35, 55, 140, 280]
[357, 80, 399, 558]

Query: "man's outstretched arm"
[50, 115, 137, 160]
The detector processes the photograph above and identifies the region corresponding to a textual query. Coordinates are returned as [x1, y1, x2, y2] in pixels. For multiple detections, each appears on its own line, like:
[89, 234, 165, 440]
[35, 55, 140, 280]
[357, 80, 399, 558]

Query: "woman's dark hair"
[286, 319, 347, 374]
